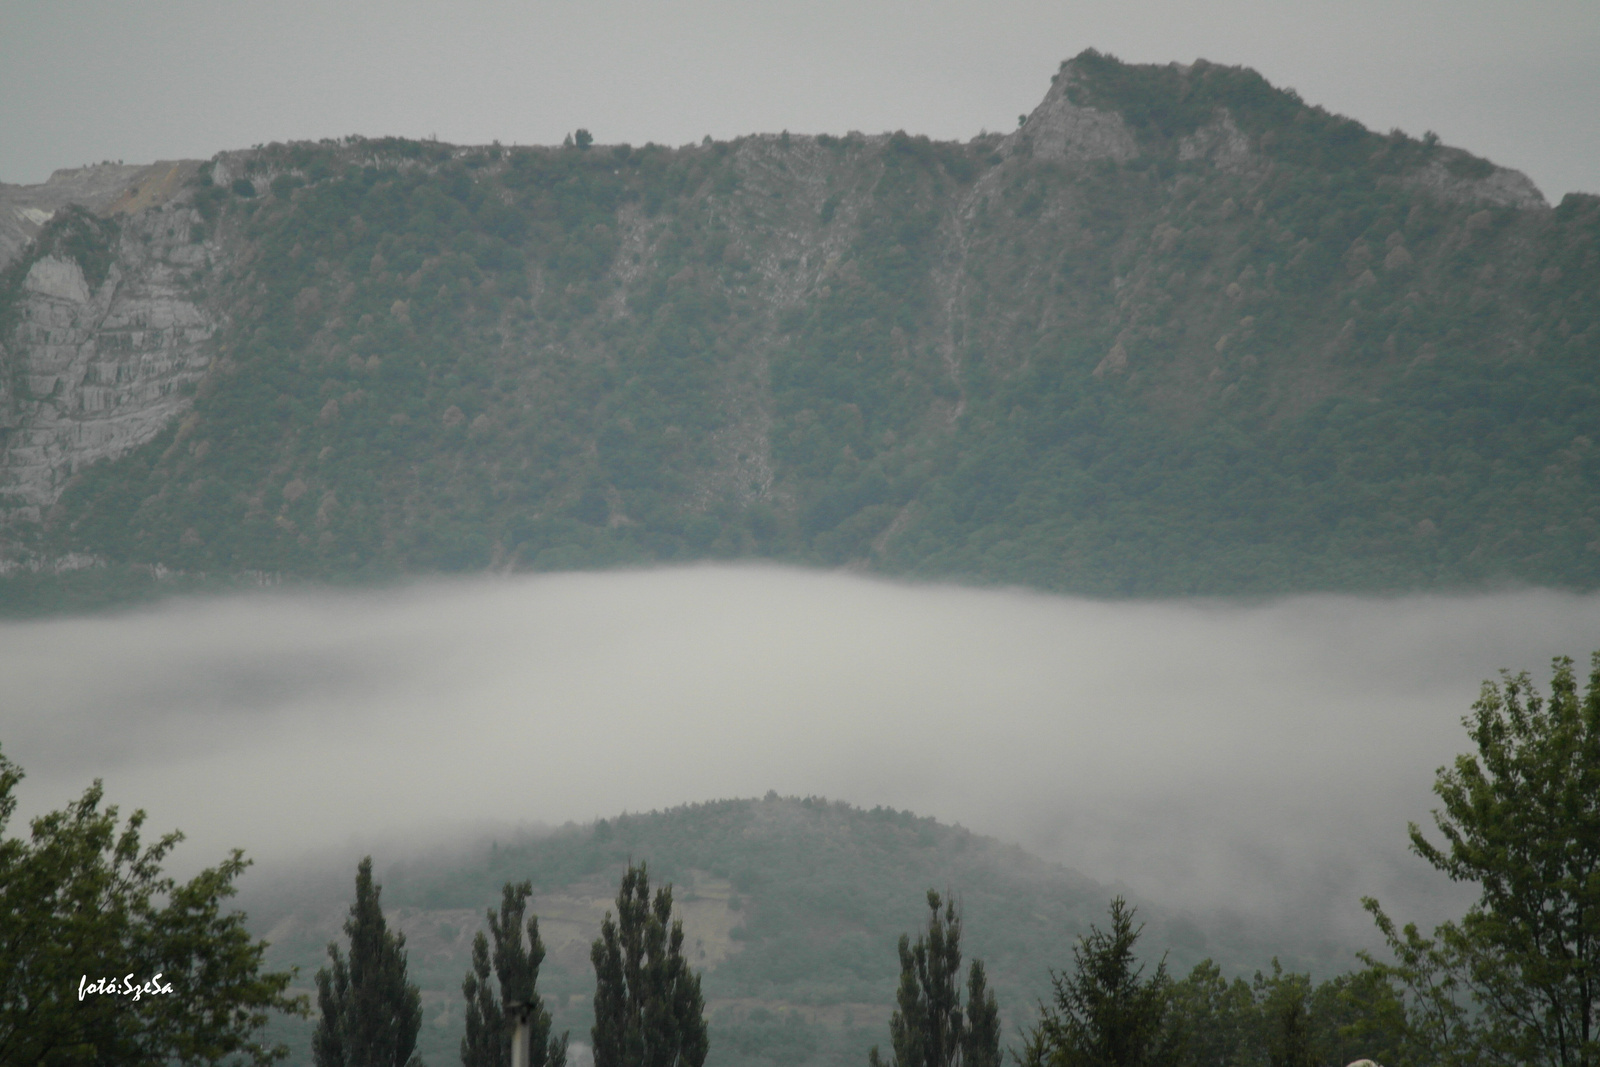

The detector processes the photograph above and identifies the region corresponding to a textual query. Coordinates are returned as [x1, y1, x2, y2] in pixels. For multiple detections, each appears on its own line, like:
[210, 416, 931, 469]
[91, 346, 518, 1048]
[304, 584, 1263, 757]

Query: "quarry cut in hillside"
[2, 51, 1598, 607]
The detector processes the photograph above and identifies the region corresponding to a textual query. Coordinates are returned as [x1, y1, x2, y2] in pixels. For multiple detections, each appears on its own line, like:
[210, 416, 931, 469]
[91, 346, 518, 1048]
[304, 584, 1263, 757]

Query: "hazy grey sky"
[5, 567, 1598, 947]
[2, 0, 1596, 198]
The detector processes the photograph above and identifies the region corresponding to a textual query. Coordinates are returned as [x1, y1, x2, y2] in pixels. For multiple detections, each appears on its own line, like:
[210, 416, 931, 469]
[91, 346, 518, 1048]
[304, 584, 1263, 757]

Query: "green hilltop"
[3, 50, 1600, 611]
[244, 796, 1338, 1067]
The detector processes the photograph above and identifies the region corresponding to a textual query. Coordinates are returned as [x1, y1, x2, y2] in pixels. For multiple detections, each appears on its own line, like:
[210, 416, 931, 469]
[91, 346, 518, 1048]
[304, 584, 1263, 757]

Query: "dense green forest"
[3, 51, 1599, 612]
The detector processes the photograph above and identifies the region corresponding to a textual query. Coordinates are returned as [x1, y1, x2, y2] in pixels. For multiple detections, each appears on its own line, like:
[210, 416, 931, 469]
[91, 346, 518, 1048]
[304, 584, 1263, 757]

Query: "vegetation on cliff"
[3, 52, 1600, 609]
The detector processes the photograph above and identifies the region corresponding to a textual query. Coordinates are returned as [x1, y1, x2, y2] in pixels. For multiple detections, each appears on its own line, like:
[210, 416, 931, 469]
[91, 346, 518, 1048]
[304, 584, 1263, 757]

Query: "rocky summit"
[2, 51, 1598, 610]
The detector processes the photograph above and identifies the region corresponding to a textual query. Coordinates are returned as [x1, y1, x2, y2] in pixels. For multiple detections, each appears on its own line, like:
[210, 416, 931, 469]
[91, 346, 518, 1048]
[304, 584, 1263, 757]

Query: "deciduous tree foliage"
[1163, 956, 1407, 1067]
[0, 744, 304, 1065]
[313, 856, 424, 1067]
[868, 889, 1002, 1067]
[590, 862, 708, 1067]
[1364, 653, 1600, 1067]
[1021, 897, 1173, 1067]
[461, 880, 567, 1067]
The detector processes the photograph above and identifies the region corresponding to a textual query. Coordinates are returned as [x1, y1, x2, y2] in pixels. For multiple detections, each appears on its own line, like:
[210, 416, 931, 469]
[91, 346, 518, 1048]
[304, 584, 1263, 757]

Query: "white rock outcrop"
[0, 205, 216, 522]
[23, 255, 93, 303]
[1010, 65, 1139, 164]
[1404, 157, 1547, 210]
[1178, 111, 1256, 173]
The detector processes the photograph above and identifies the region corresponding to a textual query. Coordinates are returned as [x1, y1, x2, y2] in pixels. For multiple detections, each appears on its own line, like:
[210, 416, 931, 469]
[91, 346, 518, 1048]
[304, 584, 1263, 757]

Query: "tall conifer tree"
[590, 862, 708, 1067]
[1020, 897, 1172, 1067]
[314, 856, 423, 1067]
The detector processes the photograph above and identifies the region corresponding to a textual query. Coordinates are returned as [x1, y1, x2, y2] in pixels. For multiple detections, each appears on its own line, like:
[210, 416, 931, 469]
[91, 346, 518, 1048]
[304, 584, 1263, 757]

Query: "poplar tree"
[590, 862, 709, 1067]
[313, 856, 423, 1067]
[870, 890, 1002, 1067]
[461, 881, 568, 1067]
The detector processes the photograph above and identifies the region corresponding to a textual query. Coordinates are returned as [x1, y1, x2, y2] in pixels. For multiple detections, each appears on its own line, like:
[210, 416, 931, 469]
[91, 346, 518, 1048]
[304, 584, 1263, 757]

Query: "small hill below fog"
[243, 796, 1361, 1067]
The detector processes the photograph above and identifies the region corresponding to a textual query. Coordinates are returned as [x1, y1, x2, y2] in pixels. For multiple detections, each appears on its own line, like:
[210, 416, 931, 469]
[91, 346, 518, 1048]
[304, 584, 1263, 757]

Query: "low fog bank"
[5, 566, 1596, 952]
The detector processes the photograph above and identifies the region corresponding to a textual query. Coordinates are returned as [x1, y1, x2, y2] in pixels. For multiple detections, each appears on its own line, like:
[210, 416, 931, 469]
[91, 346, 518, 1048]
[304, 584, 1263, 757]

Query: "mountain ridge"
[3, 50, 1597, 610]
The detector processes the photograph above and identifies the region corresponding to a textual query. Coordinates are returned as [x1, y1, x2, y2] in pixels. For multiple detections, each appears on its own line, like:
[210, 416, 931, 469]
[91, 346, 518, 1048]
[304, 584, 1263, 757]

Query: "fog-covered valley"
[6, 566, 1594, 951]
[7, 3, 1600, 1062]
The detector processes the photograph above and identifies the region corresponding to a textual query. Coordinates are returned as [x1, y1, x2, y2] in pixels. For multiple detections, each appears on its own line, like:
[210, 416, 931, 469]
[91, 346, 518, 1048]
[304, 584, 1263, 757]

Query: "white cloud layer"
[5, 567, 1598, 945]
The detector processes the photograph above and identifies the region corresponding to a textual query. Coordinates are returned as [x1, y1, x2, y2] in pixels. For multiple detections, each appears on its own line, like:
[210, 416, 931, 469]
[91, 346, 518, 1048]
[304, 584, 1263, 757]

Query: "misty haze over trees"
[2, 650, 1597, 1066]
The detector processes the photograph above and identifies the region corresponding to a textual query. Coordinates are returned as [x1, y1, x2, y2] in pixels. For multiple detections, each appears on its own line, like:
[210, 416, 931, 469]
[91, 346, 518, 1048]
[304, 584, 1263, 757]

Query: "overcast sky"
[2, 0, 1596, 199]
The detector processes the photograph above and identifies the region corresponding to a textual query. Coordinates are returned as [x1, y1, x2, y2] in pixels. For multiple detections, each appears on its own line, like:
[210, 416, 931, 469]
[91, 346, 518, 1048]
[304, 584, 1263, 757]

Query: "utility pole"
[508, 1000, 533, 1067]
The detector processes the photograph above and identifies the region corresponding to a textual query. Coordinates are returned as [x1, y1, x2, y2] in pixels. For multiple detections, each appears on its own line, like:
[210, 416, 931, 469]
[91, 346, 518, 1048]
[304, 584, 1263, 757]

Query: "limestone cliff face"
[0, 201, 217, 523]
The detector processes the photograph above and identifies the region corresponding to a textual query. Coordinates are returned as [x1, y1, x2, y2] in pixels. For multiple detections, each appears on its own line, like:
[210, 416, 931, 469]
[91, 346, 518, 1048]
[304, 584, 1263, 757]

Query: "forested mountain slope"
[3, 51, 1599, 609]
